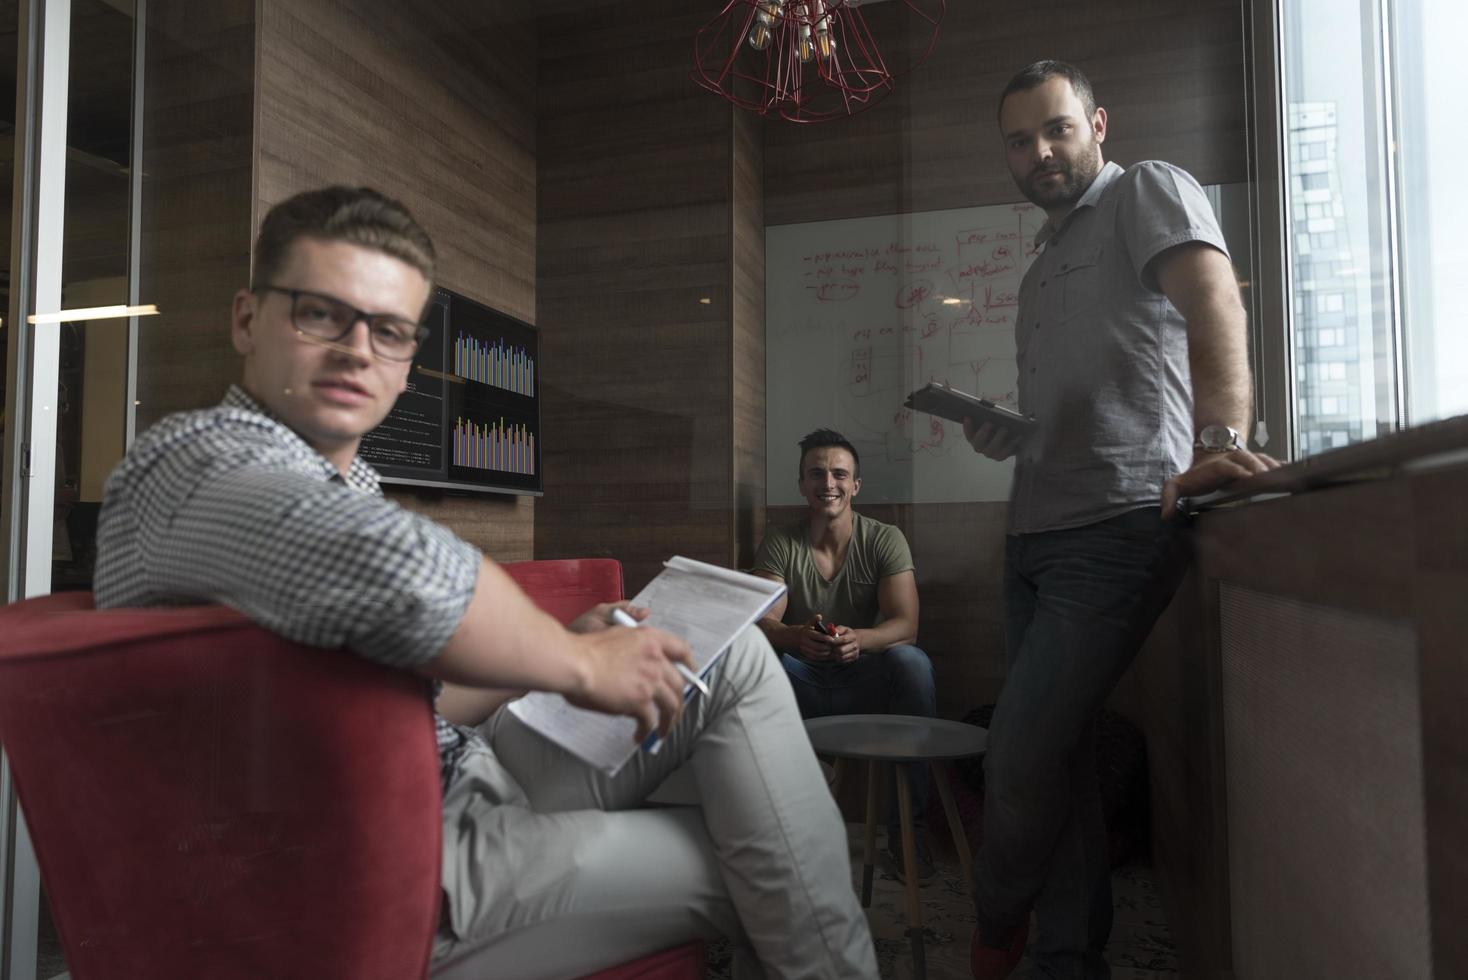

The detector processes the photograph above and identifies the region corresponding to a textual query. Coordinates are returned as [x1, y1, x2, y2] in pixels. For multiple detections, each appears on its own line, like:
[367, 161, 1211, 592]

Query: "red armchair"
[0, 558, 703, 980]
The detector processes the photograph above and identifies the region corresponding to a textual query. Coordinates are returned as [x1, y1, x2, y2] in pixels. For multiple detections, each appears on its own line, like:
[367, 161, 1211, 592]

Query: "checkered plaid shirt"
[94, 385, 485, 786]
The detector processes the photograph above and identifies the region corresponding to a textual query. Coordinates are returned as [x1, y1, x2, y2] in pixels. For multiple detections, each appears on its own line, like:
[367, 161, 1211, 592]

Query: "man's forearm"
[756, 616, 800, 652]
[427, 558, 594, 697]
[1156, 243, 1254, 441]
[855, 617, 917, 654]
[435, 683, 525, 727]
[1188, 301, 1253, 440]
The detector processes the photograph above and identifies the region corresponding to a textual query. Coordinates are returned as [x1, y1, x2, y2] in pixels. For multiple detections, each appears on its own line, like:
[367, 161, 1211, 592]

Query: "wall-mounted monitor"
[359, 288, 542, 496]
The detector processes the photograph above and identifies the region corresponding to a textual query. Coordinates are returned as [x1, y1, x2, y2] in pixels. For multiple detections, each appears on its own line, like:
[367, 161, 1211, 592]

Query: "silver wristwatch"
[1194, 424, 1242, 453]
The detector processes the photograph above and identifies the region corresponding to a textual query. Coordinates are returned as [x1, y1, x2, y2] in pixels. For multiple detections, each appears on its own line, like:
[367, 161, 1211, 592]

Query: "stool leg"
[895, 765, 926, 980]
[860, 760, 880, 906]
[932, 760, 975, 898]
[830, 755, 847, 799]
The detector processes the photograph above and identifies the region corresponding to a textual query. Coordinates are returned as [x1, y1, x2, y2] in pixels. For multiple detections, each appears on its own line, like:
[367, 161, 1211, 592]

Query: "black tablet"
[903, 382, 1038, 436]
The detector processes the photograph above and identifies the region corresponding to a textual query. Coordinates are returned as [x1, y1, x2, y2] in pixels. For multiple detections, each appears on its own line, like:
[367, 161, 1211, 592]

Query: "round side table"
[804, 714, 988, 980]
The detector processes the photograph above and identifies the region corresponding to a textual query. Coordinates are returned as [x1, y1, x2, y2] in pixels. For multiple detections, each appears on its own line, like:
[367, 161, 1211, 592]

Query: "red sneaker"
[969, 919, 1028, 980]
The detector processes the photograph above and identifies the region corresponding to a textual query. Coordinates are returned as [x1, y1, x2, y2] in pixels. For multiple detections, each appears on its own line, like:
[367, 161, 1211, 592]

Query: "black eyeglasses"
[259, 285, 429, 363]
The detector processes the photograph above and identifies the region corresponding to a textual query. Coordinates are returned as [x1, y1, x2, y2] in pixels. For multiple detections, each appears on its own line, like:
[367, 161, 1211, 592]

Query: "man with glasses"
[93, 186, 878, 980]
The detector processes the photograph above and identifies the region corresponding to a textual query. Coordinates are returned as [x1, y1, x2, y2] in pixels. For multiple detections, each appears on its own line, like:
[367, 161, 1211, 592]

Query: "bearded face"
[1014, 128, 1104, 211]
[999, 77, 1108, 218]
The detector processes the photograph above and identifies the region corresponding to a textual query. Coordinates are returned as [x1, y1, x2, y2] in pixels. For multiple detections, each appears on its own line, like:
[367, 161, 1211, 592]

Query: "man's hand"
[1161, 449, 1282, 519]
[564, 624, 694, 742]
[962, 417, 1024, 461]
[828, 625, 862, 663]
[788, 616, 841, 661]
[567, 601, 648, 635]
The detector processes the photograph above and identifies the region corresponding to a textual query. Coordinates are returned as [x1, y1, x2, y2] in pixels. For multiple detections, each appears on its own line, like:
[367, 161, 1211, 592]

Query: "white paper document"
[507, 556, 787, 774]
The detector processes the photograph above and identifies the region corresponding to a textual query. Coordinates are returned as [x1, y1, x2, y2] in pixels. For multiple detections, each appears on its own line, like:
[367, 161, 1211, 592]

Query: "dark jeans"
[782, 644, 937, 840]
[973, 507, 1190, 980]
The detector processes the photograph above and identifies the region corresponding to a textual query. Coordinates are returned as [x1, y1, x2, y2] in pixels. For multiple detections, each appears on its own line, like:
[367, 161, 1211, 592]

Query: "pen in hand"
[610, 607, 711, 697]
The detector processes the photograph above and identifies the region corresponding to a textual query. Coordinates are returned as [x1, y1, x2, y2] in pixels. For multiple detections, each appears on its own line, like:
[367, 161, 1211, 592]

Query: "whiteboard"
[766, 201, 1046, 504]
[765, 185, 1246, 505]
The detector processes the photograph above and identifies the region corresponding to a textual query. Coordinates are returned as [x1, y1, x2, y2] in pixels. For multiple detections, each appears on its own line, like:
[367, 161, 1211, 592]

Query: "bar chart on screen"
[362, 287, 542, 495]
[453, 416, 537, 476]
[453, 333, 536, 397]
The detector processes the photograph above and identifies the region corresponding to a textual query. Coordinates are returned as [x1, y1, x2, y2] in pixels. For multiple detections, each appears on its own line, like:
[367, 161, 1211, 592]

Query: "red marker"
[811, 619, 838, 637]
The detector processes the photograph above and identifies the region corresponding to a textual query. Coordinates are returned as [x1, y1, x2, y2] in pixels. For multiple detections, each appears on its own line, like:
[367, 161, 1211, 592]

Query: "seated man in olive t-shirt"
[752, 428, 939, 883]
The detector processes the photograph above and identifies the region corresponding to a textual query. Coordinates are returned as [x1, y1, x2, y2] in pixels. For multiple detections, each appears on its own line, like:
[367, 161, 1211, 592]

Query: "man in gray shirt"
[962, 62, 1279, 979]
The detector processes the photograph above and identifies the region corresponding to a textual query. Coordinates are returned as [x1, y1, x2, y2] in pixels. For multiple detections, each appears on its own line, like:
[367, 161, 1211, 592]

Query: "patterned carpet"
[708, 823, 1179, 979]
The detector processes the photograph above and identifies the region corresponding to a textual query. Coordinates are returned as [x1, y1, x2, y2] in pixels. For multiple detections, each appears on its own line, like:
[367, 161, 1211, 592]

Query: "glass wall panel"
[52, 0, 134, 593]
[1394, 0, 1468, 424]
[27, 1, 136, 973]
[1280, 0, 1401, 458]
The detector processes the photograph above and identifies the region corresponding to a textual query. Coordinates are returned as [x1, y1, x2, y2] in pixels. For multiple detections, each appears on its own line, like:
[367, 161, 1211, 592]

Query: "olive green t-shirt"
[751, 513, 914, 631]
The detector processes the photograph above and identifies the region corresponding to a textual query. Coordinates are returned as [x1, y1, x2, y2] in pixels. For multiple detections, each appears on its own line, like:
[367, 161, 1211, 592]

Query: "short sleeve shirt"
[751, 513, 914, 631]
[1010, 160, 1230, 533]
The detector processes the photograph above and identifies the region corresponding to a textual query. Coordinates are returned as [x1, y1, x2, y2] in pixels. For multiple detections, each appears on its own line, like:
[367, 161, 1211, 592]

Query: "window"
[1394, 1, 1468, 423]
[1281, 0, 1468, 459]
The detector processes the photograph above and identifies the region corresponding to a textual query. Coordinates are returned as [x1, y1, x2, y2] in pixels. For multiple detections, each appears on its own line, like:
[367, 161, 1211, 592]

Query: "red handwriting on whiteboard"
[851, 346, 872, 386]
[896, 280, 933, 309]
[956, 227, 1021, 255]
[919, 415, 946, 450]
[808, 280, 860, 302]
[955, 229, 990, 254]
[982, 284, 1018, 310]
[803, 248, 878, 263]
[955, 255, 1015, 280]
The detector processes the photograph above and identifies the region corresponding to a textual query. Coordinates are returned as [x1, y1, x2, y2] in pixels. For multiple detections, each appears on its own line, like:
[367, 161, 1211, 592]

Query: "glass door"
[2, 0, 142, 975]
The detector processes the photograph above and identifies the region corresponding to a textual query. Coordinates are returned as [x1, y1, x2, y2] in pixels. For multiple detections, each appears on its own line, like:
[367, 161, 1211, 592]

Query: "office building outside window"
[1281, 0, 1468, 458]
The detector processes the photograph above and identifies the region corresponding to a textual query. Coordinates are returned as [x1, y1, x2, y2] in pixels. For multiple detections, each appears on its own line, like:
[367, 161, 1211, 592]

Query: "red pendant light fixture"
[693, 0, 946, 123]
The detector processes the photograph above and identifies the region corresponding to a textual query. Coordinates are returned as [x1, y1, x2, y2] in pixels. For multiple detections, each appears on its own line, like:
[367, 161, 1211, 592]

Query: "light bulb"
[816, 28, 834, 60]
[748, 23, 773, 50]
[797, 23, 814, 62]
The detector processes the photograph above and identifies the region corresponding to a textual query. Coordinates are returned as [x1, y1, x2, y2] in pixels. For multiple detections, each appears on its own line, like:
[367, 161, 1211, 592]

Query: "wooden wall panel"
[732, 108, 765, 569]
[764, 0, 1250, 225]
[536, 2, 758, 592]
[254, 0, 538, 558]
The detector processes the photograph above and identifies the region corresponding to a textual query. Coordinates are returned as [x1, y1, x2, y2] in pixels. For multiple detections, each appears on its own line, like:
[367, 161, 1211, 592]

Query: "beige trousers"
[430, 625, 878, 980]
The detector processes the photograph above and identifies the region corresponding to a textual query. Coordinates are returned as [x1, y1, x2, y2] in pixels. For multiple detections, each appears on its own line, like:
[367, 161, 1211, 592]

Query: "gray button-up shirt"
[1009, 160, 1229, 534]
